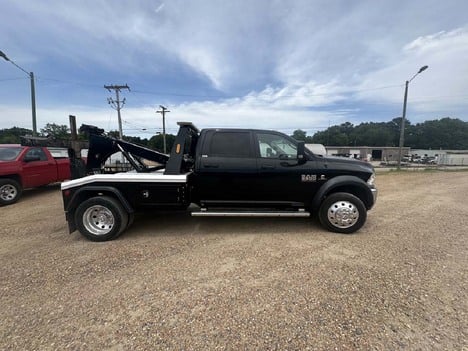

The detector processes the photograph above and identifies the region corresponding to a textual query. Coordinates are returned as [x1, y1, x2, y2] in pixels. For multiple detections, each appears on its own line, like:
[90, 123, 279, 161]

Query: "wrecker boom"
[81, 122, 199, 175]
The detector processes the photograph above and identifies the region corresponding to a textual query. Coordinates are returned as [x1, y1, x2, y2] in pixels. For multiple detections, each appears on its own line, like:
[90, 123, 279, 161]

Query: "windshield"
[0, 147, 23, 161]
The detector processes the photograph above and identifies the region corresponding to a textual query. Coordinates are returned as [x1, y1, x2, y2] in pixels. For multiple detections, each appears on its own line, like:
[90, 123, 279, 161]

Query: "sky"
[1, 0, 468, 138]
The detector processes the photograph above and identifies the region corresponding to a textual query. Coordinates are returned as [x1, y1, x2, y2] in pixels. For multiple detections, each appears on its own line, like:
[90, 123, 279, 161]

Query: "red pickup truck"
[0, 145, 71, 205]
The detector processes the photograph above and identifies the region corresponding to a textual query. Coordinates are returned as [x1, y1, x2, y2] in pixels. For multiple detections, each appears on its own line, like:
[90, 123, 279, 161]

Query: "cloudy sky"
[1, 0, 467, 137]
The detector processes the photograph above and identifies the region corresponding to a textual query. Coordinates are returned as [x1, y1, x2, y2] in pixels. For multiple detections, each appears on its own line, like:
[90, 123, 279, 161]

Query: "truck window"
[0, 147, 22, 161]
[25, 148, 47, 161]
[208, 132, 251, 157]
[257, 133, 297, 159]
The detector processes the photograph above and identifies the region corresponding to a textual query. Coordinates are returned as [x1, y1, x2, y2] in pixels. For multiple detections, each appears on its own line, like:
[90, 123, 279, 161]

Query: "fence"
[438, 154, 468, 166]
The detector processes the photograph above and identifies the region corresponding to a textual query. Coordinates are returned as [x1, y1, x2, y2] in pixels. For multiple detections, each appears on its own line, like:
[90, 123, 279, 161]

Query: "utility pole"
[156, 105, 170, 153]
[104, 84, 130, 140]
[30, 72, 36, 135]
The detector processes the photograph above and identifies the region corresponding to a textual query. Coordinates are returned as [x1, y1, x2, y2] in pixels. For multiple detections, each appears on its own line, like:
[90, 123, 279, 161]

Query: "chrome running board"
[191, 210, 310, 218]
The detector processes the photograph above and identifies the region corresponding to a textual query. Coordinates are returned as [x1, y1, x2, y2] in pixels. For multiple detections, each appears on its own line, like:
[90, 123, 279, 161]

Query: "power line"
[122, 119, 150, 129]
[7, 75, 468, 108]
[30, 75, 406, 99]
[36, 76, 102, 88]
[0, 77, 28, 82]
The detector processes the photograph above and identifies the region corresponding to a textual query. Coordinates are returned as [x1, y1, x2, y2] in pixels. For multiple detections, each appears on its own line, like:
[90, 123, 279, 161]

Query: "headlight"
[367, 172, 375, 186]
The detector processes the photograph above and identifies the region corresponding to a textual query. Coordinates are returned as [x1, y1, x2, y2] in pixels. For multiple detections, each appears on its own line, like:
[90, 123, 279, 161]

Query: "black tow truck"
[61, 122, 377, 241]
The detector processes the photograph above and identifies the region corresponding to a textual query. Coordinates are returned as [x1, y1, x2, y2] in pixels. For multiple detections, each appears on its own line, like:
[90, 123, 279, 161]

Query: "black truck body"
[61, 122, 377, 241]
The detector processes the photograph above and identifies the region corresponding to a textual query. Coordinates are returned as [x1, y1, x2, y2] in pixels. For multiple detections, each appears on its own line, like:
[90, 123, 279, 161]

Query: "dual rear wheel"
[75, 196, 130, 242]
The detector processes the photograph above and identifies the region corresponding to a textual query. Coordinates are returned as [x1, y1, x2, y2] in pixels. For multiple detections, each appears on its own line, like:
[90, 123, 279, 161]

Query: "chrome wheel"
[75, 196, 129, 241]
[0, 184, 17, 202]
[327, 200, 359, 229]
[82, 205, 115, 236]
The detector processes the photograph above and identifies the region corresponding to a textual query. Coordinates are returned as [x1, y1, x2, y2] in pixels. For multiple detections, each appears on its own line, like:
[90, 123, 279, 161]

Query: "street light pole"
[397, 65, 428, 169]
[0, 50, 38, 136]
[398, 80, 409, 169]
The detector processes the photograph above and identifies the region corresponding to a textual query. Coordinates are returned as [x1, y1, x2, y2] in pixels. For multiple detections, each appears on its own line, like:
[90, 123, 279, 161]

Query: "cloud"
[356, 26, 468, 120]
[154, 3, 165, 14]
[174, 84, 347, 131]
[0, 80, 351, 137]
[1, 0, 468, 134]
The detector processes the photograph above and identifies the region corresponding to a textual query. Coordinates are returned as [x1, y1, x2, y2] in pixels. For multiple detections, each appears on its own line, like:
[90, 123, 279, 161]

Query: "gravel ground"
[0, 171, 467, 350]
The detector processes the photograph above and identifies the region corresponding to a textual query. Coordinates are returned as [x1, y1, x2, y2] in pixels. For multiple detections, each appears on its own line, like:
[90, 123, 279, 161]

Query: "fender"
[311, 175, 374, 211]
[66, 185, 134, 213]
[64, 186, 134, 234]
[0, 174, 22, 186]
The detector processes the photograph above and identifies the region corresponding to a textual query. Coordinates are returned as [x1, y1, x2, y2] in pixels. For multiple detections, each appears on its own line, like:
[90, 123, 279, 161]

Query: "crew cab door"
[195, 130, 257, 202]
[254, 132, 320, 203]
[21, 148, 58, 187]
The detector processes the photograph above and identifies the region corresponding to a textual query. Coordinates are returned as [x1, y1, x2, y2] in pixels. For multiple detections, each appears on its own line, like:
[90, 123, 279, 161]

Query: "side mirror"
[297, 141, 307, 165]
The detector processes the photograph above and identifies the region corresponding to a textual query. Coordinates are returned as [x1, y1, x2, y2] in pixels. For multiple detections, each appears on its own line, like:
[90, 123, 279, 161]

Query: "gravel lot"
[1, 171, 467, 350]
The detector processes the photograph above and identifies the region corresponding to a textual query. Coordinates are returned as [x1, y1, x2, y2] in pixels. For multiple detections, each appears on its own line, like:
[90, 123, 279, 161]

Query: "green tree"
[407, 118, 468, 149]
[291, 129, 307, 141]
[107, 130, 120, 139]
[0, 127, 33, 143]
[311, 125, 350, 145]
[40, 123, 70, 139]
[352, 122, 396, 146]
[148, 134, 176, 153]
[123, 135, 149, 146]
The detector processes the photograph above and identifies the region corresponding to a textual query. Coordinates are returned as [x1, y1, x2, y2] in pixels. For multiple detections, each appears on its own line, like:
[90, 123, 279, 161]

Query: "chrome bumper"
[371, 187, 378, 204]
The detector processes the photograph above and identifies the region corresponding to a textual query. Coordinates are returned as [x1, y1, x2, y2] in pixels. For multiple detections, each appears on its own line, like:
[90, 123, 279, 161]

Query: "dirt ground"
[0, 171, 467, 350]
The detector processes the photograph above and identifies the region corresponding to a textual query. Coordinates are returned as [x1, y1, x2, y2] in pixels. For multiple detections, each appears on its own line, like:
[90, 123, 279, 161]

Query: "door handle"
[204, 164, 219, 168]
[261, 164, 275, 169]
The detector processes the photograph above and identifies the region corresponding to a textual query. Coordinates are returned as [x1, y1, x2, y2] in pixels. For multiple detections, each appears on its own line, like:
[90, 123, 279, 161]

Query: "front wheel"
[318, 192, 367, 234]
[75, 196, 129, 241]
[0, 179, 22, 206]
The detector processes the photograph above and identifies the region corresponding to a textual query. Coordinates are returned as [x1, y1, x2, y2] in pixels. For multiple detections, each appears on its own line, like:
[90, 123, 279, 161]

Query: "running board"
[191, 210, 310, 218]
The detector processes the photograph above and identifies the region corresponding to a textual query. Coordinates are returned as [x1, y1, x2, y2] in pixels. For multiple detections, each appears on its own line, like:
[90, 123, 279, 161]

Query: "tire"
[0, 179, 22, 206]
[126, 212, 135, 229]
[75, 196, 129, 241]
[318, 192, 367, 234]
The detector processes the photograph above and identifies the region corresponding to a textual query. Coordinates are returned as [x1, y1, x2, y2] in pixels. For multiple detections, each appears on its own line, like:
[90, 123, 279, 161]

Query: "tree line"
[1, 117, 467, 151]
[293, 117, 468, 149]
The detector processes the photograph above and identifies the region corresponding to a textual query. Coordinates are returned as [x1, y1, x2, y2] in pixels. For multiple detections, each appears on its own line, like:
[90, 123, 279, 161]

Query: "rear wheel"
[75, 196, 128, 241]
[126, 212, 135, 229]
[318, 192, 367, 234]
[0, 179, 22, 206]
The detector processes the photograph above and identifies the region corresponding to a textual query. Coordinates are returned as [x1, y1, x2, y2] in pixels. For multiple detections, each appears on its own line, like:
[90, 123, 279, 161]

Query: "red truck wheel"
[75, 196, 129, 241]
[0, 179, 22, 206]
